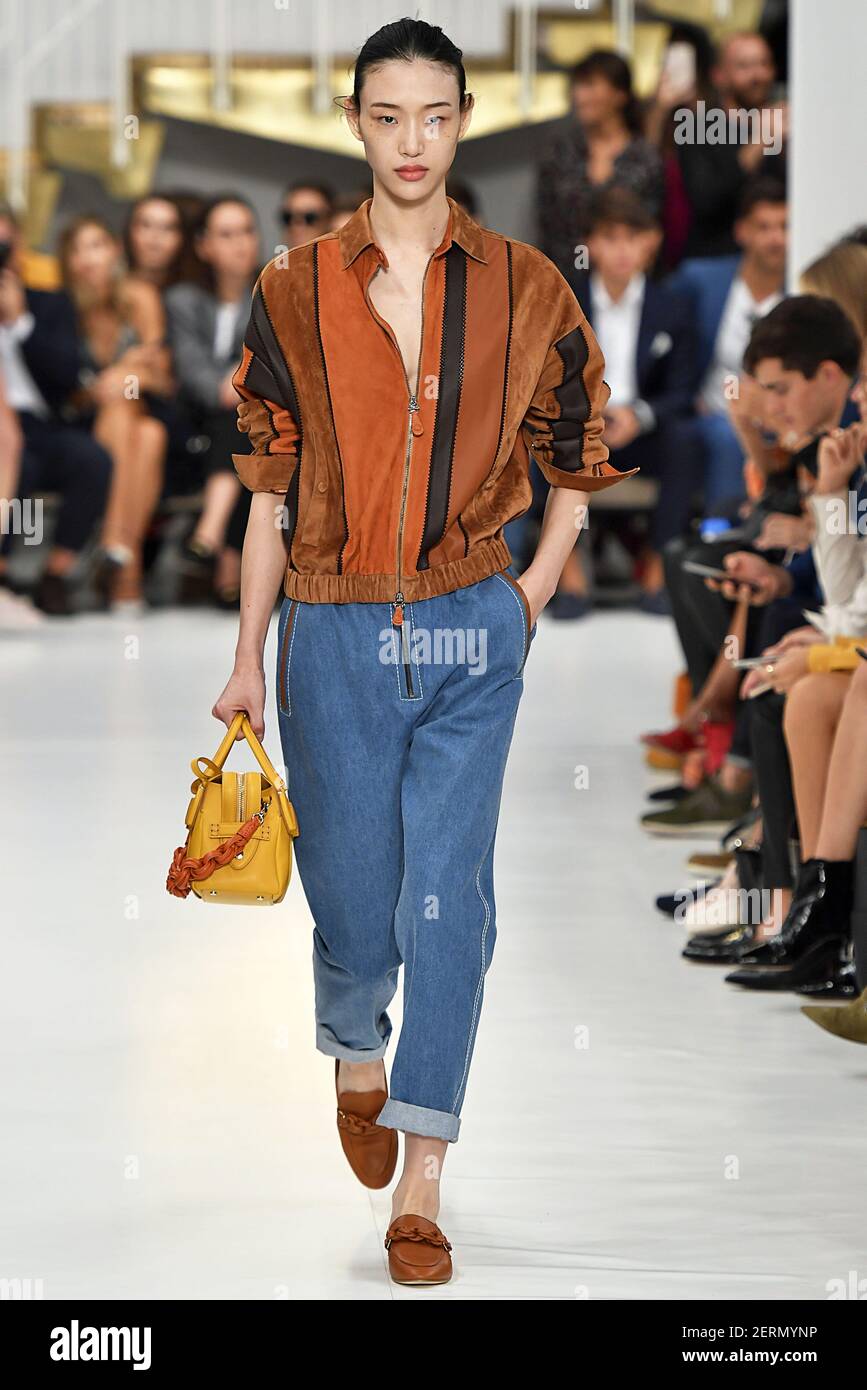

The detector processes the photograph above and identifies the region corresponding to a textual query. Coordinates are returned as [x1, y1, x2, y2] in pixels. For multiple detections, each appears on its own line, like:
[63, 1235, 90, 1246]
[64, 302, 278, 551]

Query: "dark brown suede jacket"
[231, 194, 637, 607]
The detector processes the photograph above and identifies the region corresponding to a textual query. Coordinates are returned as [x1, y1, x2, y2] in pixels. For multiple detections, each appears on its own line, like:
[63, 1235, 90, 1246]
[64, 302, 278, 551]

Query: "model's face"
[587, 222, 656, 282]
[280, 187, 332, 248]
[68, 222, 120, 291]
[197, 202, 260, 279]
[128, 199, 183, 274]
[753, 358, 841, 442]
[346, 59, 471, 202]
[735, 202, 787, 276]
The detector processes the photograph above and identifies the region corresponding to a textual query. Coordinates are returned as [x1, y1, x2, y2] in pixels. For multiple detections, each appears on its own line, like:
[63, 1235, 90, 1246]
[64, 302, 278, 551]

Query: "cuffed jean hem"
[315, 1026, 389, 1064]
[376, 1098, 461, 1143]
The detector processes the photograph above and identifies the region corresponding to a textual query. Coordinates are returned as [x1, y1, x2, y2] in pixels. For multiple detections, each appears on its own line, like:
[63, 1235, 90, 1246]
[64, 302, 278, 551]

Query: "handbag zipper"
[364, 248, 435, 698]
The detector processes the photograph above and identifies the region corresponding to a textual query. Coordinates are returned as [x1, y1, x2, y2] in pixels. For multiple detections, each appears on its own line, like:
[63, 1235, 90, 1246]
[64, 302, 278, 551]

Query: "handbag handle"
[188, 712, 299, 837]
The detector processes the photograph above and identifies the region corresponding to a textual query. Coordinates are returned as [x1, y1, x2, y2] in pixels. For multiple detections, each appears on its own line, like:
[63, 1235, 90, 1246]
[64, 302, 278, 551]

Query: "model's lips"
[395, 166, 428, 181]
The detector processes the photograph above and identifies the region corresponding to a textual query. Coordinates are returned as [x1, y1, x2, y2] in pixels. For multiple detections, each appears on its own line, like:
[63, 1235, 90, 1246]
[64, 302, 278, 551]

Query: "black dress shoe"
[656, 879, 721, 916]
[683, 924, 757, 963]
[33, 571, 75, 616]
[725, 944, 846, 992]
[797, 957, 858, 1000]
[734, 859, 852, 971]
[647, 784, 691, 805]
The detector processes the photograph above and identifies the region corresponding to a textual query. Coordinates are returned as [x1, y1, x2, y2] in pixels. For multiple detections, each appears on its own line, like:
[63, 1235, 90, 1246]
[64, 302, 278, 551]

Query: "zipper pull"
[408, 396, 424, 436]
[393, 591, 404, 625]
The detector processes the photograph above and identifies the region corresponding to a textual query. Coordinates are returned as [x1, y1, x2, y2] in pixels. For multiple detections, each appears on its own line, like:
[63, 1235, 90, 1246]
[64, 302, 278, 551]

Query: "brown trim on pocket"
[279, 600, 298, 714]
[499, 569, 532, 673]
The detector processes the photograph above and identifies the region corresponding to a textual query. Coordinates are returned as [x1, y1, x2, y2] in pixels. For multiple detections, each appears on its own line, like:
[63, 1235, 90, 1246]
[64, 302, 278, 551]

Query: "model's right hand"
[212, 665, 266, 739]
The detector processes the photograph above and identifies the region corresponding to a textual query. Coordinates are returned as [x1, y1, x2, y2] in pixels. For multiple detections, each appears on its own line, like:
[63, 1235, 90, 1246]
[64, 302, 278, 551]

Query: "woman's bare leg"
[815, 664, 867, 860]
[783, 672, 850, 859]
[191, 472, 241, 554]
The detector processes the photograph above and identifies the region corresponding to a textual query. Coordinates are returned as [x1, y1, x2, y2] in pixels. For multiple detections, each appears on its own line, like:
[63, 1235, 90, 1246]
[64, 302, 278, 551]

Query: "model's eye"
[425, 115, 443, 126]
[378, 115, 397, 125]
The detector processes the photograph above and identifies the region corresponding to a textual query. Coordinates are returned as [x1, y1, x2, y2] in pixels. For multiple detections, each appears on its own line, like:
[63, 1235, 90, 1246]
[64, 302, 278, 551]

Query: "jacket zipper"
[364, 249, 436, 697]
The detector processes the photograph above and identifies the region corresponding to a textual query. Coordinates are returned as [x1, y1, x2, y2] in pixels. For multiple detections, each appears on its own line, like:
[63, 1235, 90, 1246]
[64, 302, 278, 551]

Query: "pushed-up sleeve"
[231, 284, 301, 494]
[522, 276, 640, 492]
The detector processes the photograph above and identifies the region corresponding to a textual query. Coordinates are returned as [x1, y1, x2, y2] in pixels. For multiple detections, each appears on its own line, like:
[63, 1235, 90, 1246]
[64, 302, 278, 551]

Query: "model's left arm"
[521, 270, 639, 493]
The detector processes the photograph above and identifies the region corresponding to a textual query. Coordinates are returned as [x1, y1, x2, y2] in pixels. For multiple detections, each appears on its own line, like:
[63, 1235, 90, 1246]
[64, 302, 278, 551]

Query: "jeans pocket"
[277, 598, 300, 717]
[497, 569, 533, 678]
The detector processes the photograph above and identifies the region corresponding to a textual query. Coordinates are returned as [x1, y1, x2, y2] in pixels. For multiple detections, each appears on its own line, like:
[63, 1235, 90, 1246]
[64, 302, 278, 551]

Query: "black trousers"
[200, 407, 251, 554]
[609, 417, 700, 552]
[1, 411, 112, 556]
[750, 690, 797, 889]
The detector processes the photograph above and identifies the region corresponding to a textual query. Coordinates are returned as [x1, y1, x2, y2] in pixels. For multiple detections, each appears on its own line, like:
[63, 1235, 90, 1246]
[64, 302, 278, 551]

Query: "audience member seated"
[564, 187, 699, 615]
[0, 203, 111, 617]
[278, 180, 335, 251]
[536, 49, 664, 280]
[58, 215, 172, 609]
[671, 177, 787, 509]
[649, 297, 863, 994]
[643, 296, 860, 849]
[165, 194, 263, 608]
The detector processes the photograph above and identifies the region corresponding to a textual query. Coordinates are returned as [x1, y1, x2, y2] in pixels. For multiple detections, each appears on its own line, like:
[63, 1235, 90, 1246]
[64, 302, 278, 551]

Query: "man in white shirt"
[565, 188, 699, 612]
[0, 204, 111, 616]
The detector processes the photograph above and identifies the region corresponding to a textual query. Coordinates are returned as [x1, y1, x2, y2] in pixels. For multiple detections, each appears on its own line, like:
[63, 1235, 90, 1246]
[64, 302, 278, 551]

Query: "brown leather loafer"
[384, 1214, 453, 1285]
[335, 1059, 398, 1189]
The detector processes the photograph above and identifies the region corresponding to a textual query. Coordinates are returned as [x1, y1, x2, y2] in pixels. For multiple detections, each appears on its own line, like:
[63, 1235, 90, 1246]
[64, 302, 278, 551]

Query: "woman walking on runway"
[213, 16, 633, 1285]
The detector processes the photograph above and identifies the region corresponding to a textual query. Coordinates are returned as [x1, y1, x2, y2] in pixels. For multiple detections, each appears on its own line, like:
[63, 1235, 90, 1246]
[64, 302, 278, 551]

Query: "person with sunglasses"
[278, 182, 335, 249]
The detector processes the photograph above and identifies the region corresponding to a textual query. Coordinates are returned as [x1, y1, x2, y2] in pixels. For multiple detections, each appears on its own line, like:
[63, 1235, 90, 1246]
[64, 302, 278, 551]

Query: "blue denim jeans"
[275, 567, 537, 1142]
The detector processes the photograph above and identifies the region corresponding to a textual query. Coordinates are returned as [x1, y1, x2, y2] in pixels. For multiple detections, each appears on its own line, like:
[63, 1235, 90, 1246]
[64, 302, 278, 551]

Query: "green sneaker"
[640, 778, 752, 837]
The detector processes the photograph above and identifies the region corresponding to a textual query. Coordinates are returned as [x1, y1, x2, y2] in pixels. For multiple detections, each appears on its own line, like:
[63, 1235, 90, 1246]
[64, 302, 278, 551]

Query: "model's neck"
[368, 184, 451, 257]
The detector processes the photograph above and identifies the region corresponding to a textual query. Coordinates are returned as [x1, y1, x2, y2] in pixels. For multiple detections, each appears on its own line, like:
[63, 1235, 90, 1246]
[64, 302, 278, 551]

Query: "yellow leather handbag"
[166, 712, 300, 905]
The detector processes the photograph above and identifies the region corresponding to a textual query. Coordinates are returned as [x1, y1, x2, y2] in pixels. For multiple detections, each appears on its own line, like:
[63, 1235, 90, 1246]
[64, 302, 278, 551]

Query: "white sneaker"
[0, 587, 46, 630]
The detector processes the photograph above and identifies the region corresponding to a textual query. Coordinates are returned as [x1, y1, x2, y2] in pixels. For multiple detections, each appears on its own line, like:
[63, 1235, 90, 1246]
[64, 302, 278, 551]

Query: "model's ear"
[458, 93, 474, 141]
[338, 96, 364, 143]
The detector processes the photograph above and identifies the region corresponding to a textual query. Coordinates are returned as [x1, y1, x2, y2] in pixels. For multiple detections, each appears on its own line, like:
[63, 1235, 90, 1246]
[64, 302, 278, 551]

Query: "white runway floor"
[3, 604, 865, 1301]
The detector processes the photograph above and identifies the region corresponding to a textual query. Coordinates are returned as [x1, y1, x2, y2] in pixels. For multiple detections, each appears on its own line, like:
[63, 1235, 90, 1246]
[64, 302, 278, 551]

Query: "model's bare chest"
[366, 260, 429, 398]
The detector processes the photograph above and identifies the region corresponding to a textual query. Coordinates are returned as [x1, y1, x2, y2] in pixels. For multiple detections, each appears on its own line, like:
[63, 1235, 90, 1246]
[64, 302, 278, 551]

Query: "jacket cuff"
[533, 453, 641, 492]
[232, 452, 294, 494]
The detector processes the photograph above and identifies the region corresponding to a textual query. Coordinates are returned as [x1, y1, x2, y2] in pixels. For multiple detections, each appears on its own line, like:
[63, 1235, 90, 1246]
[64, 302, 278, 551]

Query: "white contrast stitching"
[453, 848, 492, 1112]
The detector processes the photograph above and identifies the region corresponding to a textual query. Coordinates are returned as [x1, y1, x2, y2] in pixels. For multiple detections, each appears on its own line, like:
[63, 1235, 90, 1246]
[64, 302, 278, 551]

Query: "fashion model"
[213, 16, 634, 1286]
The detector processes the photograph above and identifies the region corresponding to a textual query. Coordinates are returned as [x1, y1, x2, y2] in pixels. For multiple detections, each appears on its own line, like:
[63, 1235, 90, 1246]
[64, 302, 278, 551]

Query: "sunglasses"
[280, 208, 327, 227]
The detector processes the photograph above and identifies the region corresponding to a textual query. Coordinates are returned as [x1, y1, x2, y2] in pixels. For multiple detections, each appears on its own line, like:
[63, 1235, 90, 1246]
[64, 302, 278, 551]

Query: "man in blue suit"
[669, 177, 787, 509]
[565, 187, 699, 612]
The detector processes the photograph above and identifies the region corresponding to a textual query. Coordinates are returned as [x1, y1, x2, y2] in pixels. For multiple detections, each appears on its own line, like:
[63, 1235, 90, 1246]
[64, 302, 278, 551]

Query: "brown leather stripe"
[416, 244, 467, 571]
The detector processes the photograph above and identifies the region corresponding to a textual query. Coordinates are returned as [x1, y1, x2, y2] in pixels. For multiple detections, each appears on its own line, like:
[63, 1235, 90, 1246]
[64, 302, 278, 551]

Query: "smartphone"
[662, 42, 696, 94]
[732, 656, 771, 670]
[683, 559, 761, 593]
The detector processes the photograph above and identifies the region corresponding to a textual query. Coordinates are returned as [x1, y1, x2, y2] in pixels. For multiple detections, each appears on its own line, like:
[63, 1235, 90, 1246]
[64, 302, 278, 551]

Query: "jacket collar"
[338, 194, 488, 270]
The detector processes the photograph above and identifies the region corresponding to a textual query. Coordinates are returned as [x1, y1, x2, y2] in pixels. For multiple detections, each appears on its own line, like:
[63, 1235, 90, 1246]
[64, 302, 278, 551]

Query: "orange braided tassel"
[166, 808, 264, 898]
